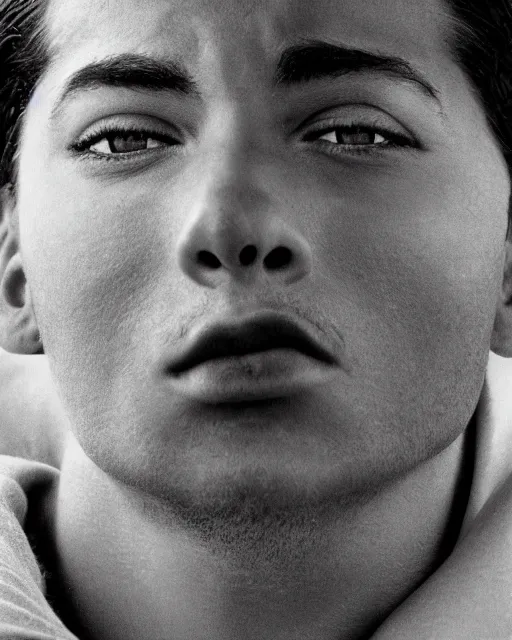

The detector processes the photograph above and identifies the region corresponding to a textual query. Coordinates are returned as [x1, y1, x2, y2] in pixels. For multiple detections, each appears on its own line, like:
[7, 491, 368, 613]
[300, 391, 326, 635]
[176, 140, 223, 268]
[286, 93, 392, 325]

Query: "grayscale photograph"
[0, 0, 510, 638]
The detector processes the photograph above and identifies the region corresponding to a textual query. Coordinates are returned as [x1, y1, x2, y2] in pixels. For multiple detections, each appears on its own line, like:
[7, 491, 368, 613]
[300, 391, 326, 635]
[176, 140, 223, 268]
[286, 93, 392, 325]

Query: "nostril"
[264, 246, 293, 270]
[239, 245, 258, 266]
[197, 250, 222, 269]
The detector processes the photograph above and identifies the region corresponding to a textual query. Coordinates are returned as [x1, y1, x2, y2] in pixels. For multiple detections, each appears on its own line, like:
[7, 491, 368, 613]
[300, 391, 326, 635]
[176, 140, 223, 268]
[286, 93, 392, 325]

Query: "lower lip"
[166, 349, 338, 403]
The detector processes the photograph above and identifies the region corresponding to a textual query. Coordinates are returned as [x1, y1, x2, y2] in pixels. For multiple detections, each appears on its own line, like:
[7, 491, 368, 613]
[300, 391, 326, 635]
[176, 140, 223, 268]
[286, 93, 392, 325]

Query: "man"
[0, 0, 511, 637]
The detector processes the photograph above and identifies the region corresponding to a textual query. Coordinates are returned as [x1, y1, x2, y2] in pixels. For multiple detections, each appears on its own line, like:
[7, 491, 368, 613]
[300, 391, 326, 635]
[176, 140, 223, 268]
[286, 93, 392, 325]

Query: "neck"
[41, 431, 471, 640]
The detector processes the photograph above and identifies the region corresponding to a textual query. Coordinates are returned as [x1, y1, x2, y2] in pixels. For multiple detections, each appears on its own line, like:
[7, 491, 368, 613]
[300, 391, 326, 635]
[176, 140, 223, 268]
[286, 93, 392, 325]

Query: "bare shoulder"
[0, 349, 68, 468]
[372, 474, 512, 639]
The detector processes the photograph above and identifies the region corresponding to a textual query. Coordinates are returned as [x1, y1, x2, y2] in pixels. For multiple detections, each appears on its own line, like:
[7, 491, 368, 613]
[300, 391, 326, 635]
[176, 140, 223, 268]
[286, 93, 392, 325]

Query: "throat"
[38, 433, 470, 640]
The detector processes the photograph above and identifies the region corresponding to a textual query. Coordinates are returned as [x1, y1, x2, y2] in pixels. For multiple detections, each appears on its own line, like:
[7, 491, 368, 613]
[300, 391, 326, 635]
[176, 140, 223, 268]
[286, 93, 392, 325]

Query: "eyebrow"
[51, 40, 441, 120]
[274, 40, 441, 105]
[51, 53, 199, 120]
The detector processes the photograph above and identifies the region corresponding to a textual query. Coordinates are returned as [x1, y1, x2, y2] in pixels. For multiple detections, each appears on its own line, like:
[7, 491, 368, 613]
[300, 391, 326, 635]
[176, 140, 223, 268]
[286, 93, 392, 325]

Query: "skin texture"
[15, 0, 511, 514]
[0, 0, 511, 637]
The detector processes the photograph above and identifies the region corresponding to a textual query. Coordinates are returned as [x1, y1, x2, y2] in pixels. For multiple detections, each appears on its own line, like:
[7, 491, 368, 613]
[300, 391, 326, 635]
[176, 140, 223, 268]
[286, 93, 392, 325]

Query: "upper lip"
[167, 312, 338, 375]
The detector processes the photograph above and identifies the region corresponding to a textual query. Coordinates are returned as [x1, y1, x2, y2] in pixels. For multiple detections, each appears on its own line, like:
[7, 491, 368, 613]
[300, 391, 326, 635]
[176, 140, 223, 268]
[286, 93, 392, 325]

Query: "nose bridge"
[200, 141, 273, 252]
[176, 128, 313, 288]
[178, 139, 275, 274]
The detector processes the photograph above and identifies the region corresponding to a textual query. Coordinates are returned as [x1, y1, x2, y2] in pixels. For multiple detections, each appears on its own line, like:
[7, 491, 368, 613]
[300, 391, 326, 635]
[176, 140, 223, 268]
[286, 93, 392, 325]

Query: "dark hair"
[0, 0, 48, 187]
[0, 0, 511, 187]
[449, 1, 512, 163]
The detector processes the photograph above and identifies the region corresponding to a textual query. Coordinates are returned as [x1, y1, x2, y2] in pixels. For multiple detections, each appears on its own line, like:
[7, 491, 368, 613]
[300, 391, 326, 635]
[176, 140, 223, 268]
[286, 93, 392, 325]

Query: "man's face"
[16, 0, 510, 507]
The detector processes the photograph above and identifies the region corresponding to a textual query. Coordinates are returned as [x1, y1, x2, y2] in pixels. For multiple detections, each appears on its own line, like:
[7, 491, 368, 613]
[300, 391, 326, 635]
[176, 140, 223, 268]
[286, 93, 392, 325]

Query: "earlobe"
[491, 241, 512, 357]
[0, 186, 42, 355]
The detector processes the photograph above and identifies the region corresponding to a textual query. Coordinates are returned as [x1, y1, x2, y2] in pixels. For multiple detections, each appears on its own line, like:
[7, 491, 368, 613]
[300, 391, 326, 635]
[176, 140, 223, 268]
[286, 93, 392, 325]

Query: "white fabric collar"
[460, 351, 512, 535]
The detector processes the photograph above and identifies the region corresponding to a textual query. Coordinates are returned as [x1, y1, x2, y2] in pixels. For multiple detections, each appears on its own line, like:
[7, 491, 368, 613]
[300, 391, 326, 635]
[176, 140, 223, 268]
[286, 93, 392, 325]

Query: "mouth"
[164, 312, 340, 403]
[167, 313, 338, 374]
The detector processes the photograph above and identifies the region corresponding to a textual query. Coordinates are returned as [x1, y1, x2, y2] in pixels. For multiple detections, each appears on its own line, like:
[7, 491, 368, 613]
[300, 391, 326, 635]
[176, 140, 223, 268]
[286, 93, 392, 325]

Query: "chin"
[104, 433, 394, 524]
[74, 381, 457, 530]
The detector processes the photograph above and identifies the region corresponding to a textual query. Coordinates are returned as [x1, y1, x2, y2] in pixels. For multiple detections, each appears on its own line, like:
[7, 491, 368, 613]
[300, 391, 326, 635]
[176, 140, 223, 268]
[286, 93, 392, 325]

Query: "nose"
[176, 165, 313, 289]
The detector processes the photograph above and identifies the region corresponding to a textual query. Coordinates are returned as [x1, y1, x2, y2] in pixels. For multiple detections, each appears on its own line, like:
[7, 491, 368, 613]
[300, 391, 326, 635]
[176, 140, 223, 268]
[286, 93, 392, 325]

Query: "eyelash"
[70, 124, 180, 161]
[70, 120, 416, 163]
[303, 121, 416, 156]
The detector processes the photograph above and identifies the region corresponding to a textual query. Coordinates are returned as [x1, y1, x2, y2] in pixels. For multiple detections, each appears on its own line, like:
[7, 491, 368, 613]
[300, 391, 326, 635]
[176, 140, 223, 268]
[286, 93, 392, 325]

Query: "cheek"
[18, 174, 173, 387]
[285, 160, 508, 468]
[309, 156, 508, 406]
[317, 156, 506, 325]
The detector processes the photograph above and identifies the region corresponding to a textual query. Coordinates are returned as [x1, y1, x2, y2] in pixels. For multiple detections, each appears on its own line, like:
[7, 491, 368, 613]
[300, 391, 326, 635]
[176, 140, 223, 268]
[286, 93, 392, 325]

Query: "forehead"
[45, 0, 451, 85]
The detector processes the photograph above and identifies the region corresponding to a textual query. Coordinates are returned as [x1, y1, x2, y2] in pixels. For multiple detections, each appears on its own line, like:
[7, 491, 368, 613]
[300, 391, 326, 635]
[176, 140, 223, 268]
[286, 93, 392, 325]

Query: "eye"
[316, 127, 389, 146]
[71, 123, 181, 160]
[305, 124, 412, 149]
[302, 116, 417, 157]
[90, 131, 169, 155]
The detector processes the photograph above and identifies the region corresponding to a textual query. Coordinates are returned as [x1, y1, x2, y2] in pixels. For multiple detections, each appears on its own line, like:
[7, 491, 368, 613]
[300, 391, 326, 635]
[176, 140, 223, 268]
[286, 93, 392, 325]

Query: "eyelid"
[69, 114, 183, 152]
[304, 119, 415, 145]
[298, 110, 420, 157]
[305, 112, 412, 136]
[296, 102, 416, 135]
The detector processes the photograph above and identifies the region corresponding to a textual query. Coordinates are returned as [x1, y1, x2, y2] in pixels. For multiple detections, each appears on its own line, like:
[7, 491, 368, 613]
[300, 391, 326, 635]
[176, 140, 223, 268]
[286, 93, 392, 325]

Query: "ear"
[0, 185, 42, 355]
